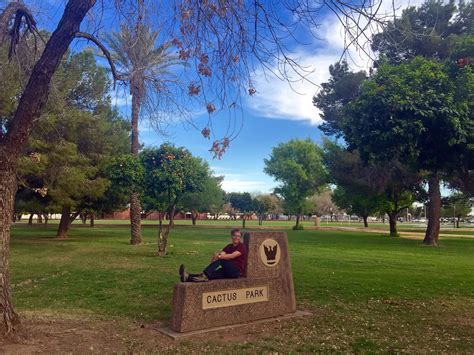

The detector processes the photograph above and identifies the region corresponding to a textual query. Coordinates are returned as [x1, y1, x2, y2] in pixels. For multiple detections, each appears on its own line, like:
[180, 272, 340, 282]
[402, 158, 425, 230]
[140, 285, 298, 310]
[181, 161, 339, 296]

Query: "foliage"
[344, 57, 468, 173]
[264, 139, 326, 227]
[105, 23, 184, 130]
[140, 143, 209, 215]
[227, 192, 255, 227]
[441, 191, 473, 227]
[446, 34, 474, 196]
[180, 175, 225, 222]
[106, 155, 145, 195]
[367, 0, 474, 244]
[313, 60, 366, 137]
[227, 192, 254, 214]
[253, 194, 281, 224]
[307, 189, 337, 217]
[332, 187, 381, 224]
[322, 140, 422, 235]
[371, 0, 474, 63]
[15, 50, 130, 220]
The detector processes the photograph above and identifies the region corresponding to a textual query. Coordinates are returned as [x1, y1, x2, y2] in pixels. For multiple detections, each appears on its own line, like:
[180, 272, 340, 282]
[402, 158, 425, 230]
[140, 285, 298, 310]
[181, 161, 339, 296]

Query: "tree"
[332, 187, 381, 227]
[313, 61, 366, 137]
[181, 175, 224, 225]
[371, 0, 473, 63]
[253, 194, 278, 226]
[322, 140, 422, 236]
[15, 50, 130, 238]
[447, 35, 474, 197]
[105, 22, 183, 245]
[0, 0, 98, 334]
[227, 192, 254, 228]
[264, 139, 326, 229]
[141, 143, 208, 255]
[308, 189, 337, 226]
[442, 192, 472, 228]
[0, 0, 394, 336]
[343, 57, 469, 244]
[369, 0, 474, 244]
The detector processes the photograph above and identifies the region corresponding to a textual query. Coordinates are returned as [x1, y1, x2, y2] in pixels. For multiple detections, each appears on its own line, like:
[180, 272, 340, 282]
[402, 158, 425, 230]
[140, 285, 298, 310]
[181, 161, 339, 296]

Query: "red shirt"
[223, 242, 247, 276]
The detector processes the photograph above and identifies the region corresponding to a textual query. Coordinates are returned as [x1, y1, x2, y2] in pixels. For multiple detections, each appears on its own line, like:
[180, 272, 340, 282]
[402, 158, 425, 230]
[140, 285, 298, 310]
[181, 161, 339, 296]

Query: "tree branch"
[0, 1, 44, 59]
[75, 31, 125, 87]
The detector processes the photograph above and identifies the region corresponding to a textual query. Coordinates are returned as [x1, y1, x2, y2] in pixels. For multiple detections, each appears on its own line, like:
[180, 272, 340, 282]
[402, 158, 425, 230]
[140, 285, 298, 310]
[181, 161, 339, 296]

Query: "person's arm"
[217, 250, 241, 260]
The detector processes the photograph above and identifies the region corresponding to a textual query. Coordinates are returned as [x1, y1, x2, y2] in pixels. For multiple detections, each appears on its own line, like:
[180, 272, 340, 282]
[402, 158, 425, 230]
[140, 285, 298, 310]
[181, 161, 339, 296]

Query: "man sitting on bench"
[179, 228, 247, 282]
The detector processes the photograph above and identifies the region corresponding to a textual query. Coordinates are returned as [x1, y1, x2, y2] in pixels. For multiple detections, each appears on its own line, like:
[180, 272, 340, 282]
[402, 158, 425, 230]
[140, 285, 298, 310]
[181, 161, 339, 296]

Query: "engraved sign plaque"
[202, 286, 269, 309]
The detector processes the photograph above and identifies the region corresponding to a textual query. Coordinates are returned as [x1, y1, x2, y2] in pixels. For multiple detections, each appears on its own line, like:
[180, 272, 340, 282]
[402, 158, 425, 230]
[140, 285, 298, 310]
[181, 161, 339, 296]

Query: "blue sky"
[133, 2, 409, 194]
[20, 0, 424, 194]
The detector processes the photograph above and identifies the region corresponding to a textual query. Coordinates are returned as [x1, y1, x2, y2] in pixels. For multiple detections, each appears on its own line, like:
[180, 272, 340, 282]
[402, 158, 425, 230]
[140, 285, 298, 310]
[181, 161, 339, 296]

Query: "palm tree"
[106, 22, 183, 245]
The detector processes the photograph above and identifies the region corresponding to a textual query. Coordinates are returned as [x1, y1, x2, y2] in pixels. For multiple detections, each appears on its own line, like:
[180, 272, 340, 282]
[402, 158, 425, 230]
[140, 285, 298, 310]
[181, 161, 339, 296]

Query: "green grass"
[9, 223, 474, 352]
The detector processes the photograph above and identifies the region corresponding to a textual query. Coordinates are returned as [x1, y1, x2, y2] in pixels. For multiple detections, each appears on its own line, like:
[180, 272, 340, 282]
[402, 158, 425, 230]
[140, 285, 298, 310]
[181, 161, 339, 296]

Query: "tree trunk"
[90, 213, 95, 227]
[295, 214, 301, 228]
[28, 213, 33, 225]
[456, 217, 460, 229]
[191, 211, 197, 225]
[423, 176, 441, 246]
[362, 215, 368, 228]
[129, 192, 142, 245]
[157, 219, 171, 256]
[314, 216, 321, 227]
[56, 205, 72, 239]
[37, 213, 43, 224]
[0, 164, 21, 334]
[242, 216, 246, 228]
[128, 74, 144, 245]
[0, 0, 97, 335]
[43, 214, 49, 227]
[388, 211, 398, 237]
[168, 206, 176, 227]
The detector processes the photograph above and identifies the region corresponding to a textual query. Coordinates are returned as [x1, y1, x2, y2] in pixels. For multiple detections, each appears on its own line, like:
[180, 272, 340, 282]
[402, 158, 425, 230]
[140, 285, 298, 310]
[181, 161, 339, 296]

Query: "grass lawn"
[9, 223, 474, 352]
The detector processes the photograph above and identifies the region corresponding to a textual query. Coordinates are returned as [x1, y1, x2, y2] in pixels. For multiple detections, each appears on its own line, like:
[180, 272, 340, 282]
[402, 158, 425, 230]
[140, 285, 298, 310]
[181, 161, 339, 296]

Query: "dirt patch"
[1, 300, 472, 354]
[0, 314, 172, 354]
[0, 312, 312, 353]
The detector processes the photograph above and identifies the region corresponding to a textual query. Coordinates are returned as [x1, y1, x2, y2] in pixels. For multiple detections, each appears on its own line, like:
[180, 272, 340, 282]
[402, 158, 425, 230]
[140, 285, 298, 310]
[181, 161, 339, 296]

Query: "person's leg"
[221, 260, 241, 278]
[203, 260, 226, 280]
[179, 264, 209, 282]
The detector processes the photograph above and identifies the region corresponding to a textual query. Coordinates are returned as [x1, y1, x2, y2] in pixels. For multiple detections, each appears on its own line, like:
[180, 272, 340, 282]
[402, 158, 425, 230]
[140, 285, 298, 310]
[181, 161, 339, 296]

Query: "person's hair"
[230, 228, 241, 236]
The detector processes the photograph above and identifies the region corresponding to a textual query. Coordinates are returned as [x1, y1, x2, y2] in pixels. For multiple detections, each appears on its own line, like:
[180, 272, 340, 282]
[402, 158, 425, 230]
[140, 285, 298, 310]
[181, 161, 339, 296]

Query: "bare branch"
[75, 31, 125, 87]
[0, 1, 44, 59]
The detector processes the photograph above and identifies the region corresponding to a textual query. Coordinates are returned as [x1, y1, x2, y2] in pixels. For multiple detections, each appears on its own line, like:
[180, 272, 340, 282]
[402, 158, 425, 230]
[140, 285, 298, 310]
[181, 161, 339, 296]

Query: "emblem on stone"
[259, 239, 281, 267]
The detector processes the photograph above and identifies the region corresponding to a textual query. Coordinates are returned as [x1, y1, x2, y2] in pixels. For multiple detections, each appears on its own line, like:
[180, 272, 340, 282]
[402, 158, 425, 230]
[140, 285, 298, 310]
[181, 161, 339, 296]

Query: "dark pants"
[203, 260, 241, 280]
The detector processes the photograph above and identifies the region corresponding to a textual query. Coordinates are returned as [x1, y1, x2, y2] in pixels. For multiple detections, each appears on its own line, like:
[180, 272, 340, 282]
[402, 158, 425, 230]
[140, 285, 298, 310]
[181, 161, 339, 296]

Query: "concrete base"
[158, 310, 312, 339]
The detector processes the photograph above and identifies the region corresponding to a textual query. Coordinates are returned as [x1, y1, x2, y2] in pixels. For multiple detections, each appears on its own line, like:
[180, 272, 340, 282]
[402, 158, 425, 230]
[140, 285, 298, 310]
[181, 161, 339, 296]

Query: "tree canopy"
[264, 139, 326, 229]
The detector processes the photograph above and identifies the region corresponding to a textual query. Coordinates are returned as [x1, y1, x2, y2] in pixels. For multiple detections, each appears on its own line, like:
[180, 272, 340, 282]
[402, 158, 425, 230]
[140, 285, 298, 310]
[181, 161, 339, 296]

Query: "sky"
[20, 0, 424, 194]
[134, 1, 424, 194]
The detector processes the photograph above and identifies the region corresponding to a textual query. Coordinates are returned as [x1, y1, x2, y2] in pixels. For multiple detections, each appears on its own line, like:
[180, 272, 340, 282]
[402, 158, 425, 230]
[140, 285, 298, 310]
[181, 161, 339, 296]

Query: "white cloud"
[246, 0, 426, 126]
[246, 27, 369, 125]
[221, 175, 270, 193]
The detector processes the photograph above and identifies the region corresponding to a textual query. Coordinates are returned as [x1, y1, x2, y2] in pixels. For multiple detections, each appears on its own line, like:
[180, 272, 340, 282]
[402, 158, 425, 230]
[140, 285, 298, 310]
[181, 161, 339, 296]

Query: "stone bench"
[170, 231, 296, 333]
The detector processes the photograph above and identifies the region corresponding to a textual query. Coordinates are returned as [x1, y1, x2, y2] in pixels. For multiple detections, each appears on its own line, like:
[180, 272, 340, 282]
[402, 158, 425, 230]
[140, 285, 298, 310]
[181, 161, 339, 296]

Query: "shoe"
[179, 264, 189, 282]
[189, 273, 209, 282]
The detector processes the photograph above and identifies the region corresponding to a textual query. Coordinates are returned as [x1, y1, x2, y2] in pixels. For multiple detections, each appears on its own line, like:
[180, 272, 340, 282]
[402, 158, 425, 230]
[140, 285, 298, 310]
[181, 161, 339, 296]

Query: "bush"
[292, 224, 304, 230]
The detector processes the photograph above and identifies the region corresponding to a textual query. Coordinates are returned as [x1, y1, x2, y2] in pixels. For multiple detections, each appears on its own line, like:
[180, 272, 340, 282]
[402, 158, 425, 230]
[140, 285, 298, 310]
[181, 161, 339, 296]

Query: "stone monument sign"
[170, 231, 296, 333]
